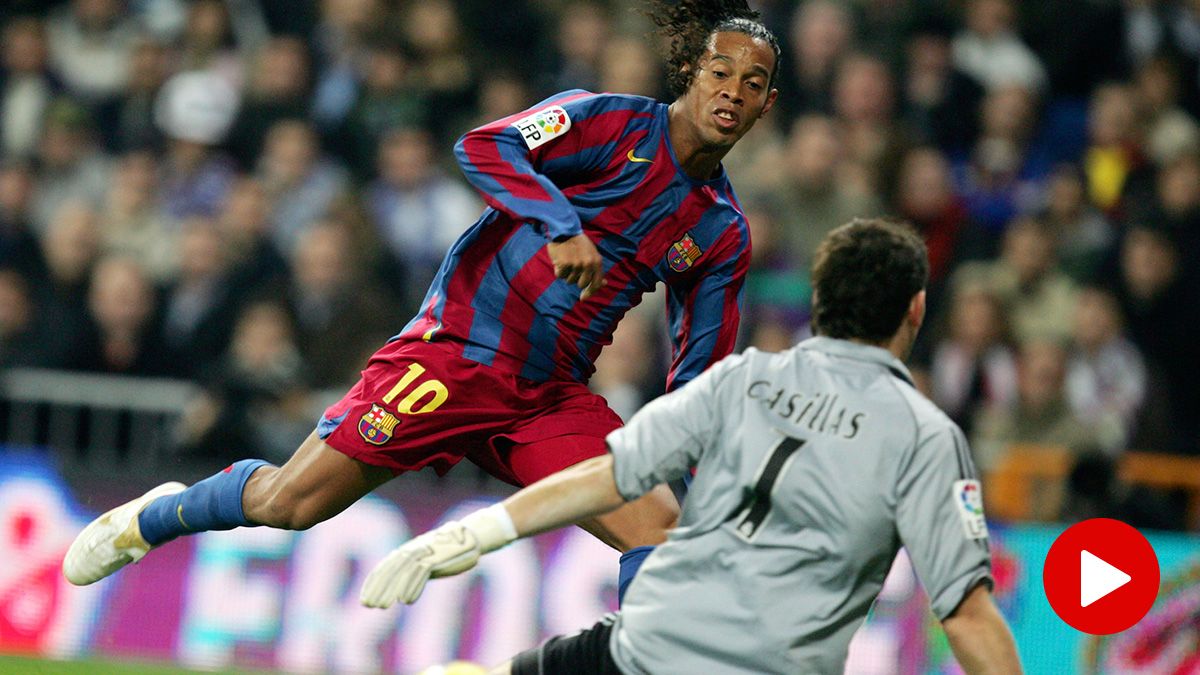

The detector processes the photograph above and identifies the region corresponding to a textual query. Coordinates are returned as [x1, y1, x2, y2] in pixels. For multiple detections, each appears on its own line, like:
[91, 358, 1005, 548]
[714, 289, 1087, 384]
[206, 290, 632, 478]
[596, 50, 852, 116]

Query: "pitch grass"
[0, 655, 248, 674]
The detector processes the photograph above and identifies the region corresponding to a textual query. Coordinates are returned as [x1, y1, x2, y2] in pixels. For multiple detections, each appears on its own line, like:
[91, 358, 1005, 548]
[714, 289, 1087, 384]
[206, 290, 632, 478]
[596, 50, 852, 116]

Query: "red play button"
[1043, 518, 1160, 635]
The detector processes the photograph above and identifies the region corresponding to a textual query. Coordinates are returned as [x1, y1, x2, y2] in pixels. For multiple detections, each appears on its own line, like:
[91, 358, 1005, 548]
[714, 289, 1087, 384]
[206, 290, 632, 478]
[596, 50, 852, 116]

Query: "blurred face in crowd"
[1135, 57, 1179, 113]
[3, 19, 47, 75]
[74, 0, 123, 29]
[108, 151, 157, 214]
[1016, 340, 1068, 412]
[981, 85, 1035, 142]
[1157, 154, 1200, 215]
[184, 0, 230, 51]
[744, 205, 778, 266]
[293, 222, 352, 296]
[220, 178, 270, 241]
[478, 74, 530, 121]
[253, 38, 309, 100]
[1121, 227, 1178, 300]
[1072, 287, 1122, 352]
[790, 0, 852, 74]
[232, 302, 296, 371]
[379, 128, 434, 189]
[178, 218, 225, 282]
[128, 40, 170, 93]
[321, 0, 382, 37]
[1089, 84, 1138, 147]
[43, 202, 100, 285]
[897, 147, 954, 218]
[786, 115, 840, 188]
[262, 121, 319, 185]
[405, 0, 463, 55]
[39, 121, 90, 170]
[1002, 218, 1056, 285]
[949, 285, 1006, 352]
[601, 37, 659, 97]
[833, 55, 894, 125]
[1045, 167, 1086, 221]
[675, 31, 777, 152]
[89, 257, 154, 335]
[0, 270, 32, 338]
[0, 164, 33, 217]
[557, 2, 610, 66]
[364, 46, 408, 94]
[966, 0, 1015, 38]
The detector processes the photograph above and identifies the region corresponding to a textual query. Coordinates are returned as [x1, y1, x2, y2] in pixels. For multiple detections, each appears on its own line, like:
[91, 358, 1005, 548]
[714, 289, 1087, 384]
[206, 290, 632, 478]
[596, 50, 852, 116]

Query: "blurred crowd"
[0, 0, 1197, 525]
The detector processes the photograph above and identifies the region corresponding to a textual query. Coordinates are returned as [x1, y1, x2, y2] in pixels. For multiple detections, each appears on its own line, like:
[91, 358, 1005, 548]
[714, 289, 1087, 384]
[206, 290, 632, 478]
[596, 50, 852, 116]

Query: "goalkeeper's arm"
[942, 584, 1023, 674]
[361, 455, 627, 608]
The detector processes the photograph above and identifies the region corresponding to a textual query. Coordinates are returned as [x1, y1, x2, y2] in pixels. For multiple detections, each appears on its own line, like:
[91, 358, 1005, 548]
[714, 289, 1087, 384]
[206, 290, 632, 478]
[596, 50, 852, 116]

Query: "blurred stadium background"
[2, 0, 1200, 673]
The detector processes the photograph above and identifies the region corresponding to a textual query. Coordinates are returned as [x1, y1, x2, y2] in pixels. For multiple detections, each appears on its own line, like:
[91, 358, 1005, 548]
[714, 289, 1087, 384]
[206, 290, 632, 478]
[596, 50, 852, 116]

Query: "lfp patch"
[953, 479, 988, 540]
[667, 233, 704, 273]
[511, 105, 572, 150]
[359, 404, 400, 446]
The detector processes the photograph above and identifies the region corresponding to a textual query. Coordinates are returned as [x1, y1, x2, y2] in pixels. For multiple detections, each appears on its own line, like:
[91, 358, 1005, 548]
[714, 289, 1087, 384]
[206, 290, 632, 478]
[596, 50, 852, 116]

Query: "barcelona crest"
[667, 233, 704, 273]
[358, 404, 400, 446]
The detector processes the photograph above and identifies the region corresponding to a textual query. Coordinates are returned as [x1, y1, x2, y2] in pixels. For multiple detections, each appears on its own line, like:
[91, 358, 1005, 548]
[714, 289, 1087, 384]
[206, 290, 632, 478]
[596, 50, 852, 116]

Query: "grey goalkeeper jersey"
[606, 337, 992, 675]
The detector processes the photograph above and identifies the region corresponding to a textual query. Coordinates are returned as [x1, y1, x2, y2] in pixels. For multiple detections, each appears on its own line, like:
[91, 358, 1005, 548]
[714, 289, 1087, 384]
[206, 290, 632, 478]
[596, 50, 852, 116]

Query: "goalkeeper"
[362, 220, 1022, 675]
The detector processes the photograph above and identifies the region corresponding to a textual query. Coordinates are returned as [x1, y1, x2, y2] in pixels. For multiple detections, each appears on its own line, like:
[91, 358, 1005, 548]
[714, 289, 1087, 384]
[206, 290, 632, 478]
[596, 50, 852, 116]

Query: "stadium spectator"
[1039, 164, 1115, 282]
[921, 283, 1018, 435]
[179, 300, 311, 464]
[599, 36, 662, 98]
[1134, 55, 1200, 166]
[0, 268, 58, 368]
[36, 200, 100, 326]
[777, 0, 855, 117]
[45, 0, 140, 101]
[227, 37, 312, 168]
[971, 338, 1107, 518]
[175, 0, 245, 89]
[99, 150, 176, 281]
[95, 38, 170, 153]
[257, 119, 349, 256]
[336, 40, 428, 178]
[544, 2, 611, 96]
[772, 114, 881, 263]
[217, 177, 288, 301]
[155, 71, 239, 220]
[400, 0, 476, 132]
[1111, 223, 1200, 454]
[590, 313, 659, 422]
[159, 217, 235, 378]
[0, 161, 46, 279]
[364, 126, 478, 305]
[952, 0, 1048, 92]
[954, 85, 1049, 233]
[29, 100, 111, 231]
[1083, 83, 1144, 214]
[900, 16, 984, 154]
[69, 254, 171, 376]
[0, 17, 61, 159]
[742, 200, 810, 335]
[831, 52, 903, 186]
[953, 216, 1079, 344]
[285, 219, 390, 388]
[309, 0, 385, 131]
[1065, 285, 1146, 453]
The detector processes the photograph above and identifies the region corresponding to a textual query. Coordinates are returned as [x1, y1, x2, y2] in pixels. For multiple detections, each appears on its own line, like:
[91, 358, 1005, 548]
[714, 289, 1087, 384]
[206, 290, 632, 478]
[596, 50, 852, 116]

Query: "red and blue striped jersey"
[397, 90, 751, 391]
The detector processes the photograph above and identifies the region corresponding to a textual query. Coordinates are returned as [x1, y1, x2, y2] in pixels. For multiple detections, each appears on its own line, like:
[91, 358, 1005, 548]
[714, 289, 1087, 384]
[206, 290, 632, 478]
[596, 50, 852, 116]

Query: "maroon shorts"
[317, 339, 623, 486]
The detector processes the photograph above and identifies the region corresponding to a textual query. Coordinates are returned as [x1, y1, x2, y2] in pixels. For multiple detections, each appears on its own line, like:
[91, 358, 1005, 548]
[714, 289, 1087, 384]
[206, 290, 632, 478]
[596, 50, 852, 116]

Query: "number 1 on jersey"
[382, 362, 450, 414]
[730, 435, 806, 539]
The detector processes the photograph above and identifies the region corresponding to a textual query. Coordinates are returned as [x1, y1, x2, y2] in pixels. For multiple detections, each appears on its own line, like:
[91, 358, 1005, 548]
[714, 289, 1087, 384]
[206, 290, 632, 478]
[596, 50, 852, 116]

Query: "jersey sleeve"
[607, 354, 745, 500]
[664, 222, 750, 392]
[453, 90, 624, 241]
[895, 422, 993, 621]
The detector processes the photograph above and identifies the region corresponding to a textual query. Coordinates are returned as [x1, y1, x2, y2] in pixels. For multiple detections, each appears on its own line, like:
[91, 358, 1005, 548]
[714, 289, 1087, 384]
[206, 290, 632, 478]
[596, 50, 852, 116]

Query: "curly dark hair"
[811, 219, 929, 344]
[645, 1, 781, 98]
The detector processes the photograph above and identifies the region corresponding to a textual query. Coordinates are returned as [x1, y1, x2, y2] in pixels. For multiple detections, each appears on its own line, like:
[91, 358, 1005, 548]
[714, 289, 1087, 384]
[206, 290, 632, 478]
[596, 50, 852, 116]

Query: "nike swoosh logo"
[177, 504, 191, 530]
[627, 149, 653, 164]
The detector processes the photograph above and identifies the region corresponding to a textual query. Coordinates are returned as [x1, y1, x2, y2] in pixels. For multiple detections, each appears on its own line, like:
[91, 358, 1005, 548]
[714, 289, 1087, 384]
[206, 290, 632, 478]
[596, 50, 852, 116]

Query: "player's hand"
[360, 522, 482, 608]
[548, 233, 606, 300]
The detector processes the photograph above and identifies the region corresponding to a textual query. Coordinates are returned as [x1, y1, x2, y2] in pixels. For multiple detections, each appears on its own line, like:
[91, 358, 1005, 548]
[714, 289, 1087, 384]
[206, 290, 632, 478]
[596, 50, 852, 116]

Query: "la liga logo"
[535, 109, 567, 134]
[959, 481, 983, 515]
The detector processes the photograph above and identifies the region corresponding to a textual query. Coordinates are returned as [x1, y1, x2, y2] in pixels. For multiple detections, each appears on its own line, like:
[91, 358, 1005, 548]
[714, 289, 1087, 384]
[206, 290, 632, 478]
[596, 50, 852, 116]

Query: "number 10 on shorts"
[382, 363, 450, 414]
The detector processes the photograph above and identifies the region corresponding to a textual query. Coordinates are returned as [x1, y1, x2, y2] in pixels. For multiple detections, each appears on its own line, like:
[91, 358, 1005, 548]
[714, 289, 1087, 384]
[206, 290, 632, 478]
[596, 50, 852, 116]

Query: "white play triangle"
[1080, 550, 1131, 607]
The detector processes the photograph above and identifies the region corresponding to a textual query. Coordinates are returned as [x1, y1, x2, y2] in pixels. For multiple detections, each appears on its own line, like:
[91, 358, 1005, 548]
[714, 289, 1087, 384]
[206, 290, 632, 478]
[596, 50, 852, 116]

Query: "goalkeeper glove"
[360, 503, 517, 608]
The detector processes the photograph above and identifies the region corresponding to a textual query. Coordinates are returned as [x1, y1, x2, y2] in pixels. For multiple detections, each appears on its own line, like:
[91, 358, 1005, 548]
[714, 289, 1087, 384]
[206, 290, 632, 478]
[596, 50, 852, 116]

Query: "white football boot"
[62, 481, 187, 586]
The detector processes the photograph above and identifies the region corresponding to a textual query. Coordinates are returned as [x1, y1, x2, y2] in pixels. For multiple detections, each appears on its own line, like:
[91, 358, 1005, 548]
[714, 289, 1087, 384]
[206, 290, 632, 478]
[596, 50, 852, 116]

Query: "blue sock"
[137, 459, 270, 546]
[618, 545, 655, 605]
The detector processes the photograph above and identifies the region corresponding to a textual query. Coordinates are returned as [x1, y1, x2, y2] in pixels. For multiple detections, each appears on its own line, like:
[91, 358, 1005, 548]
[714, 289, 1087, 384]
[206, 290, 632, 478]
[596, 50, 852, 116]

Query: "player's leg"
[63, 432, 392, 586]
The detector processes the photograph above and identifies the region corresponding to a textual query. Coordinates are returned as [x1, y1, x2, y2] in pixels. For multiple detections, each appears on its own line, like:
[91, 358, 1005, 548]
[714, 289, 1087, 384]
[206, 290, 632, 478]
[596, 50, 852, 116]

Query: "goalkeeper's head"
[810, 219, 931, 359]
[646, 0, 780, 150]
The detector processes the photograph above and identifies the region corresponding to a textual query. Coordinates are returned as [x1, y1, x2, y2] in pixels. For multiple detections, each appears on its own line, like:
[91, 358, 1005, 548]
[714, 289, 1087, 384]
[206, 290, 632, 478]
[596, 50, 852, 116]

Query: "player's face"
[682, 32, 778, 149]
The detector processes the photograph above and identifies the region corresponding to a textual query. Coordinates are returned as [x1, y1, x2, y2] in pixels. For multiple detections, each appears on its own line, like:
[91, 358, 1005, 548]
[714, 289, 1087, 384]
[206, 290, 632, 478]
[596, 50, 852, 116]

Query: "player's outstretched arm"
[360, 455, 626, 608]
[942, 584, 1022, 674]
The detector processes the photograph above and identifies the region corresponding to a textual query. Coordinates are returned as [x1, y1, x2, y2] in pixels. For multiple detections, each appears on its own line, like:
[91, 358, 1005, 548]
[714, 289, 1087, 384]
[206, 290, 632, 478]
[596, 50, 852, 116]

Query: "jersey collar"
[796, 336, 916, 388]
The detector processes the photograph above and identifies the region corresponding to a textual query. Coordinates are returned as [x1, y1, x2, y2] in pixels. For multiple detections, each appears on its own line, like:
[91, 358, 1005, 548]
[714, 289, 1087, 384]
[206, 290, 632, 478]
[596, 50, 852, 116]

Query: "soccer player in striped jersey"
[64, 0, 780, 599]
